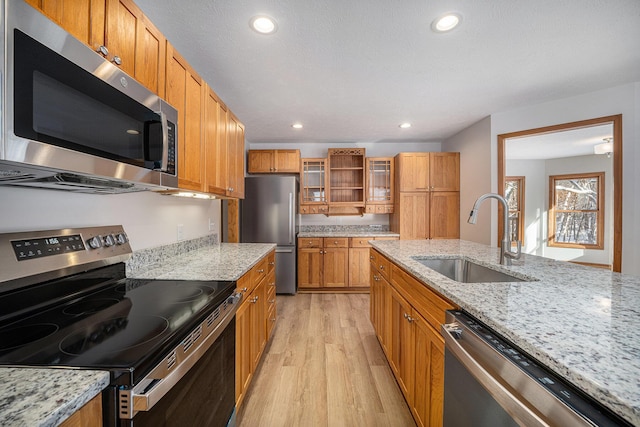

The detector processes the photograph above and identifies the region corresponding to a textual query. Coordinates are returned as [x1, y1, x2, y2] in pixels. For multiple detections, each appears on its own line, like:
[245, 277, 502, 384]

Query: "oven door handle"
[441, 322, 550, 427]
[120, 292, 242, 419]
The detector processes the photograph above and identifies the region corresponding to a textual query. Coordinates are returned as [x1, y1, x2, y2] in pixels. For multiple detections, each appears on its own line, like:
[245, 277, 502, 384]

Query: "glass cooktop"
[0, 263, 235, 383]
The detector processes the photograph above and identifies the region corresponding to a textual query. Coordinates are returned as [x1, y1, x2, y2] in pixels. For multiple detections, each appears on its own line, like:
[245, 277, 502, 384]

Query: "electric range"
[0, 226, 240, 426]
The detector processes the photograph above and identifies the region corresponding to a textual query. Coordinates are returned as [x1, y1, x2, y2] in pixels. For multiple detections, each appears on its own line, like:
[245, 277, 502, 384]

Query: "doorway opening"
[497, 115, 622, 272]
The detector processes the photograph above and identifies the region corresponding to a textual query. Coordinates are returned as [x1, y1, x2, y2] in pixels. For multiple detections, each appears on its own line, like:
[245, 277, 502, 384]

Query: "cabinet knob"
[258, 269, 265, 273]
[111, 55, 122, 66]
[269, 299, 276, 304]
[269, 261, 275, 266]
[370, 255, 375, 260]
[379, 265, 385, 270]
[96, 45, 109, 56]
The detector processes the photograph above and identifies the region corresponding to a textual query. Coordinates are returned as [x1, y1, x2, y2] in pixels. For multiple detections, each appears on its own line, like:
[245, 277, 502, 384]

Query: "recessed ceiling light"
[431, 13, 462, 33]
[292, 123, 303, 129]
[399, 123, 412, 129]
[250, 15, 277, 34]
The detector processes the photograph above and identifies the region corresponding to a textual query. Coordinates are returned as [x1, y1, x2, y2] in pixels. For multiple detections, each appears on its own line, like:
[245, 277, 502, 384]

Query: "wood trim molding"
[497, 114, 622, 272]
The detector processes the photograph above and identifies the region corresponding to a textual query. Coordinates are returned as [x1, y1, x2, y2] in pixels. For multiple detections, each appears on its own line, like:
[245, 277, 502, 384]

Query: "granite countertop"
[127, 242, 276, 281]
[369, 239, 640, 425]
[298, 231, 399, 238]
[0, 368, 109, 427]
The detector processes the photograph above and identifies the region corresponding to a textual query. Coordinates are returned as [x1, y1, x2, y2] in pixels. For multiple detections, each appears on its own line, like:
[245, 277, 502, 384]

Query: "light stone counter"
[369, 239, 640, 425]
[127, 242, 277, 281]
[298, 231, 399, 238]
[0, 368, 109, 427]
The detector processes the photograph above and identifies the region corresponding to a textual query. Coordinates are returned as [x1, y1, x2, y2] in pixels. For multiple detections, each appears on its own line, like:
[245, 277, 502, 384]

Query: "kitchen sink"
[411, 257, 528, 283]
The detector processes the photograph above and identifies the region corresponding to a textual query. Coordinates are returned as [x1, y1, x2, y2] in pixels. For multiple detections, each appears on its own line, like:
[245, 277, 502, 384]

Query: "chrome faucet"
[468, 193, 522, 266]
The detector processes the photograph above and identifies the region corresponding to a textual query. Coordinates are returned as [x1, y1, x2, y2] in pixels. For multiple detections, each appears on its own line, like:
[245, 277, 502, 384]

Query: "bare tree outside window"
[505, 177, 525, 244]
[549, 172, 604, 249]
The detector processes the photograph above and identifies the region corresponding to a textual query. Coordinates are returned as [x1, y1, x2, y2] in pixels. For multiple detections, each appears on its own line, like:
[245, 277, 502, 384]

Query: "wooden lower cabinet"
[235, 251, 275, 408]
[59, 394, 102, 427]
[370, 249, 454, 427]
[298, 236, 398, 291]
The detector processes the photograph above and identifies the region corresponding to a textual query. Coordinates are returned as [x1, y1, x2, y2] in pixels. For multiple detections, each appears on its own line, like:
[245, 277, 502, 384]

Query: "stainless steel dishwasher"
[441, 310, 631, 426]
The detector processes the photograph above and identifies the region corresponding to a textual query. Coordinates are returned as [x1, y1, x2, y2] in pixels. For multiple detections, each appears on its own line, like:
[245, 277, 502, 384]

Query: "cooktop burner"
[62, 298, 121, 316]
[0, 323, 59, 351]
[60, 315, 168, 356]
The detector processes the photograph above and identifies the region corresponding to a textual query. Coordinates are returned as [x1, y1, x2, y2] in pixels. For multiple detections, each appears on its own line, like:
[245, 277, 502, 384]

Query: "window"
[549, 172, 604, 249]
[505, 177, 525, 244]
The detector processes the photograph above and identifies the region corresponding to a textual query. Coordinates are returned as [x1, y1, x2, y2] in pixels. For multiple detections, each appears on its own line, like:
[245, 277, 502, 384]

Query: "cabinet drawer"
[251, 256, 269, 285]
[377, 255, 391, 280]
[390, 264, 455, 331]
[298, 237, 322, 248]
[350, 237, 372, 248]
[323, 237, 349, 248]
[267, 250, 276, 274]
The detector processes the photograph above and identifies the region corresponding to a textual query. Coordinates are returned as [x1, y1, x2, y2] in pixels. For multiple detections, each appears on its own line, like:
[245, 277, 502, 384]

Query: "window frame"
[505, 176, 525, 245]
[548, 172, 604, 249]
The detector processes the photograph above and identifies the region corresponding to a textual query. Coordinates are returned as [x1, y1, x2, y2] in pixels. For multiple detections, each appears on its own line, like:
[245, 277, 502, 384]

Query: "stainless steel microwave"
[0, 1, 178, 193]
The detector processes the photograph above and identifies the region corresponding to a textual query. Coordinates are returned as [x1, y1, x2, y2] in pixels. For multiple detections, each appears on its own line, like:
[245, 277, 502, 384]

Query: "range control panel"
[11, 234, 85, 261]
[0, 225, 132, 287]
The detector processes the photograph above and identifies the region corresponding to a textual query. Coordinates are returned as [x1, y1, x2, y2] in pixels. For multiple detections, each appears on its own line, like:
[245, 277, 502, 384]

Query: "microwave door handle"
[158, 110, 169, 172]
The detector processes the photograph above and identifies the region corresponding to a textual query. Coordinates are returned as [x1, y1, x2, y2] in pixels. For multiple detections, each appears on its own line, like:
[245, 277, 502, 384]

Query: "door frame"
[497, 114, 622, 272]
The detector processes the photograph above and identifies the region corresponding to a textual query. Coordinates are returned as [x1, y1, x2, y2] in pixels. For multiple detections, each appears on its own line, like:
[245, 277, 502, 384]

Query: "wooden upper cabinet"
[166, 43, 205, 191]
[397, 153, 430, 192]
[328, 148, 366, 207]
[227, 113, 245, 198]
[396, 152, 459, 192]
[204, 86, 228, 196]
[247, 150, 300, 174]
[429, 152, 460, 191]
[105, 0, 166, 95]
[25, 0, 105, 50]
[27, 0, 166, 97]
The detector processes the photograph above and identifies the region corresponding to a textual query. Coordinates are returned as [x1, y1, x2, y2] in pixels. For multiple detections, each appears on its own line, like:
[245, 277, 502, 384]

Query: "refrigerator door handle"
[288, 192, 294, 244]
[276, 248, 294, 253]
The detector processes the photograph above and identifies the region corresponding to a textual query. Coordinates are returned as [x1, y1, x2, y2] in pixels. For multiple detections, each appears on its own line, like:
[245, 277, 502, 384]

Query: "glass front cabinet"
[300, 158, 329, 214]
[365, 157, 394, 214]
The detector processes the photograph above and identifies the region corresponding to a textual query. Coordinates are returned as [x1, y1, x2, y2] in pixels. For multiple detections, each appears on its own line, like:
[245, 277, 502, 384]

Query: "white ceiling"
[134, 0, 640, 145]
[506, 124, 613, 160]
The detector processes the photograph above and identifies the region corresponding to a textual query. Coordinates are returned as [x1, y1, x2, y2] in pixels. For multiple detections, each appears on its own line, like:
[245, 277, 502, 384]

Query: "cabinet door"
[105, 0, 139, 77]
[274, 150, 301, 173]
[429, 152, 460, 191]
[397, 153, 429, 191]
[27, 0, 103, 49]
[429, 192, 460, 239]
[247, 150, 274, 173]
[251, 280, 266, 369]
[134, 13, 166, 96]
[397, 192, 429, 240]
[204, 87, 228, 196]
[413, 310, 445, 427]
[227, 114, 245, 198]
[390, 287, 414, 401]
[166, 44, 205, 191]
[235, 296, 252, 404]
[323, 247, 349, 287]
[298, 248, 322, 288]
[349, 247, 370, 287]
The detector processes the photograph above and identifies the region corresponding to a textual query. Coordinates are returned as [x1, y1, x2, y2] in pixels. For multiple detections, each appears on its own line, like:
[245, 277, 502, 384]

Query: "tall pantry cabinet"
[390, 153, 460, 239]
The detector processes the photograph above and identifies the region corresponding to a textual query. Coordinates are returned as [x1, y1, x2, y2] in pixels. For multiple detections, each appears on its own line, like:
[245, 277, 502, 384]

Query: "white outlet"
[208, 218, 216, 232]
[177, 224, 184, 241]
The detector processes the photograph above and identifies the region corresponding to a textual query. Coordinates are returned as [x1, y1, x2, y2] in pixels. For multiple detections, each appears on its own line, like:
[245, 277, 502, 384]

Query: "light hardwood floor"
[237, 293, 416, 427]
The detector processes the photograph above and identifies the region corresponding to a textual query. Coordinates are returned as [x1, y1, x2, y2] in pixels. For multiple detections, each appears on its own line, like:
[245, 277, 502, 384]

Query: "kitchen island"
[0, 242, 275, 426]
[369, 239, 640, 426]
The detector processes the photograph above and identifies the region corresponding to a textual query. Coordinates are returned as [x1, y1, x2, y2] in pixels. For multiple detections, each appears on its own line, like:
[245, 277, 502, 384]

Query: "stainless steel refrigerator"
[240, 176, 298, 294]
